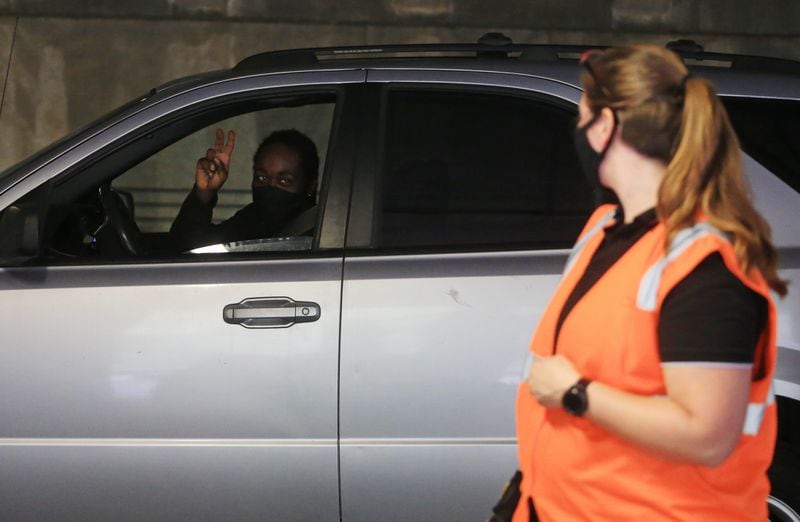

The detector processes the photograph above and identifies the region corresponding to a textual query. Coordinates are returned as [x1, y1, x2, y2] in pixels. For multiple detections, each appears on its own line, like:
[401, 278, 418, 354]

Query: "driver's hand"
[195, 128, 236, 204]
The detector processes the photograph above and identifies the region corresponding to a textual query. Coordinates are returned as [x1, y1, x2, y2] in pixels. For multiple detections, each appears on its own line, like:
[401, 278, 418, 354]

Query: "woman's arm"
[528, 355, 751, 467]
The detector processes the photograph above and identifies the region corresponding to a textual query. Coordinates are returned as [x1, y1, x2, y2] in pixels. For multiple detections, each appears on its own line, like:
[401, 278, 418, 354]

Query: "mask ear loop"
[598, 108, 618, 158]
[577, 107, 618, 157]
[579, 49, 622, 156]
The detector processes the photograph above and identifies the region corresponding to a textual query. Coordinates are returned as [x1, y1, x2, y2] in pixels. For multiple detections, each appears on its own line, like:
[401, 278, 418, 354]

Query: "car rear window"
[722, 97, 800, 194]
[376, 89, 595, 251]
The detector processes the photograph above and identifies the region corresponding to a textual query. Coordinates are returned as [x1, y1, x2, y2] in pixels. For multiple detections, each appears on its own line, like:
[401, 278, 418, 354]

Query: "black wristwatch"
[562, 377, 592, 416]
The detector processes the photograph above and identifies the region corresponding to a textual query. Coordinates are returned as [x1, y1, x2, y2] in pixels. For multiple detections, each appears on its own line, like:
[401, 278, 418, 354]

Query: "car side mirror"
[0, 203, 40, 263]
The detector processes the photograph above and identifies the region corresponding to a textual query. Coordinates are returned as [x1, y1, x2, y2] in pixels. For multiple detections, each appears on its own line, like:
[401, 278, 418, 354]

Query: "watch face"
[562, 382, 589, 416]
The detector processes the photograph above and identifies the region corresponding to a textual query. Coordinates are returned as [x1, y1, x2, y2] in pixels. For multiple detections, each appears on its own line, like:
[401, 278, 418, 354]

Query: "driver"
[170, 128, 318, 251]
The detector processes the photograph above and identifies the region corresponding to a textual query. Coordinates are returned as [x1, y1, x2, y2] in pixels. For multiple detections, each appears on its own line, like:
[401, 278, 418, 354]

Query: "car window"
[722, 97, 800, 194]
[0, 93, 338, 265]
[375, 88, 594, 251]
[115, 104, 334, 233]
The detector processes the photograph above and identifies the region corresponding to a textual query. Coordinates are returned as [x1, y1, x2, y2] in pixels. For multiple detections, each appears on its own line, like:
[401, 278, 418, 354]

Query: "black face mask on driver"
[250, 185, 310, 234]
[573, 111, 617, 206]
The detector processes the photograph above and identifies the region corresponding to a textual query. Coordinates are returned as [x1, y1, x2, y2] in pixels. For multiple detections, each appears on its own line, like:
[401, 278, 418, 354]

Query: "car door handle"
[223, 297, 321, 328]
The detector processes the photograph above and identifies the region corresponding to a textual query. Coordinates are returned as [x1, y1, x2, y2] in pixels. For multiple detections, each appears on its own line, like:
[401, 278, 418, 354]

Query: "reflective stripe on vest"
[743, 380, 776, 436]
[522, 351, 535, 381]
[637, 222, 729, 311]
[563, 209, 616, 277]
[652, 380, 774, 436]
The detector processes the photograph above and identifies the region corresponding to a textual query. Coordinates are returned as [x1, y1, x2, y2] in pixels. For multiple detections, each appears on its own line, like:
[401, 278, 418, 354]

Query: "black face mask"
[250, 185, 310, 234]
[573, 112, 616, 205]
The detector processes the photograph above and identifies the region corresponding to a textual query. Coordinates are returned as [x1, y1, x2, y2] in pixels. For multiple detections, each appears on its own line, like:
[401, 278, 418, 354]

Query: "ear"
[306, 176, 319, 198]
[586, 107, 617, 153]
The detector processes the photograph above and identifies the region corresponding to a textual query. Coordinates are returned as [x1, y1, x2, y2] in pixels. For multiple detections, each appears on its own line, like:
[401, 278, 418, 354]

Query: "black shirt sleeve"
[658, 253, 768, 364]
[169, 187, 249, 251]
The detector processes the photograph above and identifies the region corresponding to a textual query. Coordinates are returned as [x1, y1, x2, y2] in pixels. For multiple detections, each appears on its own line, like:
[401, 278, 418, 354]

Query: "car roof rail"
[666, 39, 800, 74]
[525, 39, 800, 75]
[233, 33, 572, 71]
[232, 34, 800, 76]
[666, 39, 705, 54]
[233, 49, 320, 71]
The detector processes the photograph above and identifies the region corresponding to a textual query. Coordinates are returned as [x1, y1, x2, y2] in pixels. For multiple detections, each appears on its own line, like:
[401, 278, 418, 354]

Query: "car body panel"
[339, 251, 567, 520]
[339, 441, 514, 521]
[739, 152, 800, 400]
[0, 442, 338, 522]
[366, 67, 582, 105]
[0, 258, 343, 520]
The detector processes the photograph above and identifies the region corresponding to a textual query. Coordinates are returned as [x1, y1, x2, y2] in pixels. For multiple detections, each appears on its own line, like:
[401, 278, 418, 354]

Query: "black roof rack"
[232, 34, 800, 76]
[232, 45, 515, 71]
[232, 32, 602, 71]
[666, 39, 800, 75]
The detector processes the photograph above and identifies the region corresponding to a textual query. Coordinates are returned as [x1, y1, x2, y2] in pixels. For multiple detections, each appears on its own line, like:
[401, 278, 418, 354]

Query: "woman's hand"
[527, 355, 581, 408]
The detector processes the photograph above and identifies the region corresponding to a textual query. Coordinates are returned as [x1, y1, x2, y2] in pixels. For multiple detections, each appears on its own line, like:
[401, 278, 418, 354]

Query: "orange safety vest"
[514, 204, 777, 522]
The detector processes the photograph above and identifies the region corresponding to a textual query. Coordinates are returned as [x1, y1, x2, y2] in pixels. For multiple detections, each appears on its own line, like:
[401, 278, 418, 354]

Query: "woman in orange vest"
[510, 44, 788, 521]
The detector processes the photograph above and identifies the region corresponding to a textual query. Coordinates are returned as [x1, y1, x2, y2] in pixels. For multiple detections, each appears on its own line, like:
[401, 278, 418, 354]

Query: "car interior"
[0, 92, 337, 264]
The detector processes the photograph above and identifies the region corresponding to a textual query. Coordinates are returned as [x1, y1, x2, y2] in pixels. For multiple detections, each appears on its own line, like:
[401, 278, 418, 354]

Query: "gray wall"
[1, 0, 799, 171]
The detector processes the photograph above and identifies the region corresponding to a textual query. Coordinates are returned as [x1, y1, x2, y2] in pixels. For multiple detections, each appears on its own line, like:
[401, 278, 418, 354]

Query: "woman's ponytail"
[659, 76, 788, 296]
[588, 44, 786, 296]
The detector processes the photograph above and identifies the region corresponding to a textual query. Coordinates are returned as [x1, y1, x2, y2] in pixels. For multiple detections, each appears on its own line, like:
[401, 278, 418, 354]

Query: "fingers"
[204, 149, 219, 173]
[204, 158, 226, 176]
[214, 128, 224, 152]
[202, 129, 233, 179]
[224, 130, 236, 156]
[212, 128, 236, 155]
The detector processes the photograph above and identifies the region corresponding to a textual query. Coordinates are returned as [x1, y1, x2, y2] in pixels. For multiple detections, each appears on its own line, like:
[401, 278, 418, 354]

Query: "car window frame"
[0, 70, 366, 215]
[720, 95, 800, 195]
[0, 74, 367, 266]
[346, 77, 587, 254]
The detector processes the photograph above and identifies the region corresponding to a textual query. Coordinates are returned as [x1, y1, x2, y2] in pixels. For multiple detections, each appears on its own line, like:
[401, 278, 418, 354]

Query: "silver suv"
[1, 35, 798, 521]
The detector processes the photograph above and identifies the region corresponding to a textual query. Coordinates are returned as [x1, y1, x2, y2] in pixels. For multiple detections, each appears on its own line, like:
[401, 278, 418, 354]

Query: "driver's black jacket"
[169, 187, 307, 251]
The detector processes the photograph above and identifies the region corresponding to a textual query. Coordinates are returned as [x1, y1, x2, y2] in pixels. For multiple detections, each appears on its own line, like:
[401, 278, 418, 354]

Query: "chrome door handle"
[223, 297, 321, 328]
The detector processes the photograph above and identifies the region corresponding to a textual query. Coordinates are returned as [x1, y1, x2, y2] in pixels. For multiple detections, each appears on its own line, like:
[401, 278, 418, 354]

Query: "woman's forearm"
[584, 367, 752, 466]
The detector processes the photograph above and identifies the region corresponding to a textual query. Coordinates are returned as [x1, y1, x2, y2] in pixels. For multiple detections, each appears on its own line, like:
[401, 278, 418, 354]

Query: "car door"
[338, 72, 590, 521]
[0, 70, 364, 521]
[717, 95, 800, 400]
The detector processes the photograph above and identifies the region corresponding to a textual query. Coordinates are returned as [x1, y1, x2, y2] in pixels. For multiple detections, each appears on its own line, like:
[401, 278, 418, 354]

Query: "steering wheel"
[97, 183, 142, 255]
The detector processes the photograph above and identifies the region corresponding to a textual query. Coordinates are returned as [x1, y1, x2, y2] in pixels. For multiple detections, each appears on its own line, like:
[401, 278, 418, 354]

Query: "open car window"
[0, 92, 338, 265]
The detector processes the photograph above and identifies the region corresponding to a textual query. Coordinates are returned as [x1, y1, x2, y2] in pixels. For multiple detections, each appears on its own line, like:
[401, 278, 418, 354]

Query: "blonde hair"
[583, 44, 787, 296]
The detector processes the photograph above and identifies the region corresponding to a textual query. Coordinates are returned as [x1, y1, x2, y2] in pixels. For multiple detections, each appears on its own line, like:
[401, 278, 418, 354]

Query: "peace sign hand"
[195, 128, 236, 204]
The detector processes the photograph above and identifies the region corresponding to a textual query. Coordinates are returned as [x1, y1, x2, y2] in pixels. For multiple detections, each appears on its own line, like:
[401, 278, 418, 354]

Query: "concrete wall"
[1, 1, 799, 171]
